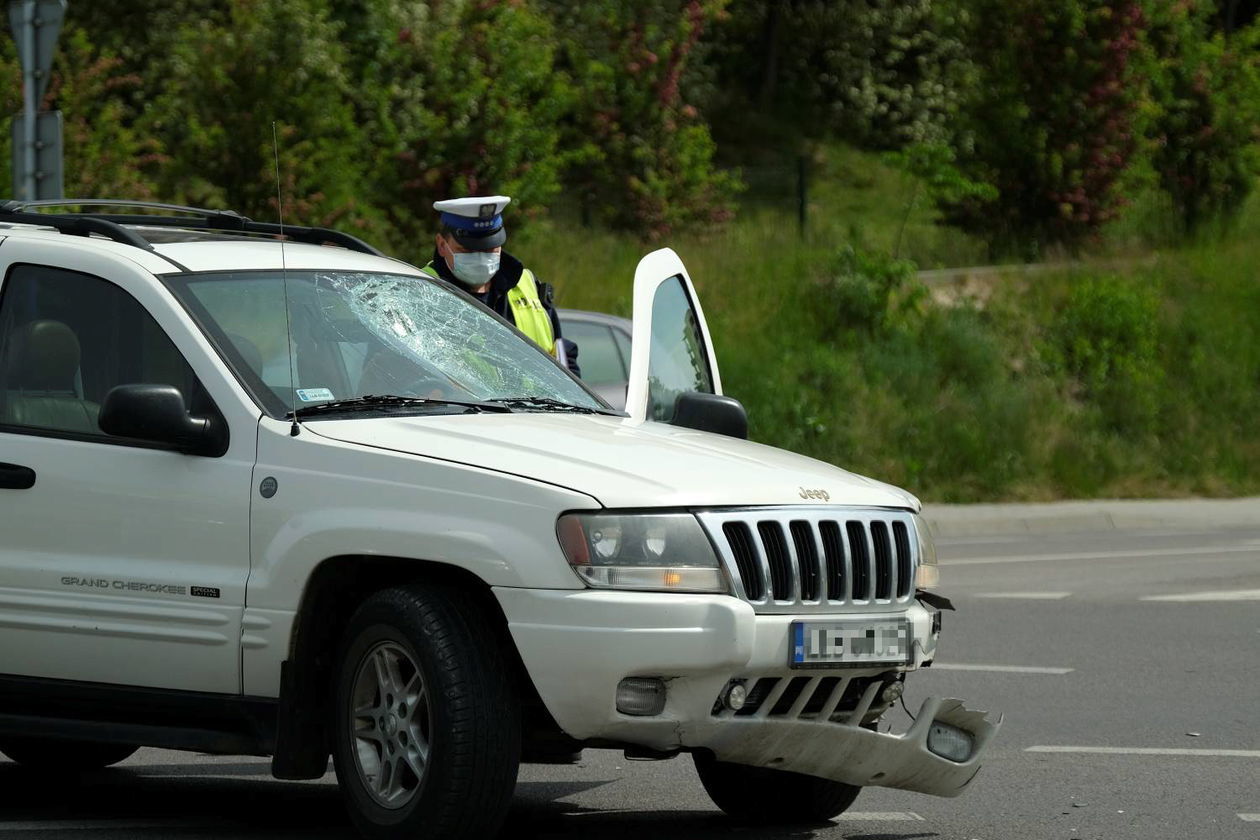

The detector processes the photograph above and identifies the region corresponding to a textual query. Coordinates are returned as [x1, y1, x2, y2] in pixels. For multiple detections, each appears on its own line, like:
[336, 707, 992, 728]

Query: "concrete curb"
[921, 497, 1260, 539]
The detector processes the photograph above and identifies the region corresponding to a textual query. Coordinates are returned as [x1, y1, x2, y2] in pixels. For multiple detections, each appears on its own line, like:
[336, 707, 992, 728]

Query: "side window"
[0, 264, 200, 438]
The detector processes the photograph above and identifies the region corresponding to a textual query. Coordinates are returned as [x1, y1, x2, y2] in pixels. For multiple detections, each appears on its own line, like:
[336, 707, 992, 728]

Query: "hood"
[305, 413, 919, 511]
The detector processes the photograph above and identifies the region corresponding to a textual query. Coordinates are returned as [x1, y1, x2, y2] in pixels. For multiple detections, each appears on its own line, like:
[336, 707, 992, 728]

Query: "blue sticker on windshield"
[295, 388, 334, 402]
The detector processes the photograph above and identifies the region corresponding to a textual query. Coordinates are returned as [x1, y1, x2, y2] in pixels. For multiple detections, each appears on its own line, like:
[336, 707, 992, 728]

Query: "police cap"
[433, 195, 511, 250]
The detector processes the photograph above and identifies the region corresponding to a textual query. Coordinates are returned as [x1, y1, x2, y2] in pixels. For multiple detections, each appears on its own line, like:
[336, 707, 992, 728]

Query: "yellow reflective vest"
[421, 262, 556, 355]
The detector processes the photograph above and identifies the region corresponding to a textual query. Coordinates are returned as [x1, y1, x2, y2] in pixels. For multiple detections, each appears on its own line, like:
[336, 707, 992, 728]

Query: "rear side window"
[0, 264, 200, 438]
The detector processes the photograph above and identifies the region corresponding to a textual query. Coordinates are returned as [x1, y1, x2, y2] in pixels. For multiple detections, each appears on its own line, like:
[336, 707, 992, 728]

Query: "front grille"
[722, 522, 763, 601]
[758, 521, 792, 600]
[699, 508, 919, 613]
[790, 521, 821, 601]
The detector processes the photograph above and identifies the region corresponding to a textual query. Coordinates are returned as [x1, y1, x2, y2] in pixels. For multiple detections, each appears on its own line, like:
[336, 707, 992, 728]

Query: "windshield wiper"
[290, 394, 513, 418]
[488, 396, 606, 414]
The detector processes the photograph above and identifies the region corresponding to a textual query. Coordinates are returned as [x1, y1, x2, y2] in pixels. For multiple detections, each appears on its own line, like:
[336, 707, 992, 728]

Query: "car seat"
[0, 320, 100, 433]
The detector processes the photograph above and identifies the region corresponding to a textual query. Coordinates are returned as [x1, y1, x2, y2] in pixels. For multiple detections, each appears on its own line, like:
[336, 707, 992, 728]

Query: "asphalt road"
[2, 520, 1258, 839]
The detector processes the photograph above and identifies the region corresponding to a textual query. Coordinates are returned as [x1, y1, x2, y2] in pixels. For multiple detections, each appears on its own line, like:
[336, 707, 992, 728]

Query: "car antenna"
[273, 121, 300, 437]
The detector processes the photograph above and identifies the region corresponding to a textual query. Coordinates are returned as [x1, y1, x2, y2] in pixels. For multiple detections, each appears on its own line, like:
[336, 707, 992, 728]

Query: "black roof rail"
[0, 201, 155, 250]
[0, 199, 386, 257]
[2, 199, 247, 219]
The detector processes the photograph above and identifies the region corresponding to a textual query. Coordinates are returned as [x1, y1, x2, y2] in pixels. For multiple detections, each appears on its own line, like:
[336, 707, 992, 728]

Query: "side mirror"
[100, 384, 228, 457]
[670, 391, 748, 439]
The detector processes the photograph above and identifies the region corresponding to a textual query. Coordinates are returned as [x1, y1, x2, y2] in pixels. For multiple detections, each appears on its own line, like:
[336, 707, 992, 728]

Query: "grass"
[511, 144, 1260, 503]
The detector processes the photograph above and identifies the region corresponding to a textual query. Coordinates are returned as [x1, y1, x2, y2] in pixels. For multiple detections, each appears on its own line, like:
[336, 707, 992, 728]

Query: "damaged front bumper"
[496, 587, 1001, 797]
[692, 695, 1000, 797]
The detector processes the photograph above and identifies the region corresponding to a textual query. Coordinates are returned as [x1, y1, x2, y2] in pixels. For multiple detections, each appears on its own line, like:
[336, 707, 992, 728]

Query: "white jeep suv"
[0, 201, 997, 839]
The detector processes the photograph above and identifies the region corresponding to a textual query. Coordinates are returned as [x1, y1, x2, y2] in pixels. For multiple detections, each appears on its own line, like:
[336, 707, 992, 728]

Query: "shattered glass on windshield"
[168, 269, 602, 417]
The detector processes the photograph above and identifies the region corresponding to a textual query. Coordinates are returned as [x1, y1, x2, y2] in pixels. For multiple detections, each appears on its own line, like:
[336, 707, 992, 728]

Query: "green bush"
[823, 245, 921, 335]
[1051, 275, 1163, 433]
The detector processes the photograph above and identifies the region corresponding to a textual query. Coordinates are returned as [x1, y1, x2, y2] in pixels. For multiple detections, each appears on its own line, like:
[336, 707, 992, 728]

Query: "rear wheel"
[332, 584, 520, 840]
[693, 752, 861, 824]
[0, 738, 138, 771]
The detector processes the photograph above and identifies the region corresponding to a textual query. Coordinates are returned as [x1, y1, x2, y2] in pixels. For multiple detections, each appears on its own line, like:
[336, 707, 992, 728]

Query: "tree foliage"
[343, 0, 574, 260]
[49, 26, 164, 200]
[543, 0, 740, 238]
[710, 0, 970, 149]
[145, 0, 373, 230]
[5, 0, 1255, 255]
[946, 0, 1148, 255]
[1145, 0, 1260, 234]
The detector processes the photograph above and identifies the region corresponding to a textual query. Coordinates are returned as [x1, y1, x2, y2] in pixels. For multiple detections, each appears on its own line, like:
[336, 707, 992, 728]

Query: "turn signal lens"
[916, 563, 940, 589]
[913, 514, 939, 590]
[573, 566, 725, 591]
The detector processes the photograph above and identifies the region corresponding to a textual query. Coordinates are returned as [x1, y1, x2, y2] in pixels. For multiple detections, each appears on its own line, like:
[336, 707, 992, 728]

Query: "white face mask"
[449, 250, 500, 287]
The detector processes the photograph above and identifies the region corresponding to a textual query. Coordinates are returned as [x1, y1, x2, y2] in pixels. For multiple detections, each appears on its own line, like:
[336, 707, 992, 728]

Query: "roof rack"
[0, 199, 386, 257]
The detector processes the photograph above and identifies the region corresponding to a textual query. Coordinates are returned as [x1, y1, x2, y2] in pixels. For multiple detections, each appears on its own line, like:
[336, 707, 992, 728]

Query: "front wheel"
[0, 738, 138, 771]
[332, 585, 521, 840]
[693, 752, 861, 824]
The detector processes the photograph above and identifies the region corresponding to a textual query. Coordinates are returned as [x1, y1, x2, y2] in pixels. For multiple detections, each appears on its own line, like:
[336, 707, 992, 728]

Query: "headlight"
[913, 514, 939, 589]
[556, 512, 728, 593]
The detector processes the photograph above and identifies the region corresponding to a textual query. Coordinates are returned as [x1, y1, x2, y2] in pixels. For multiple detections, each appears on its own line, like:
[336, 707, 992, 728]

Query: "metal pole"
[21, 0, 36, 200]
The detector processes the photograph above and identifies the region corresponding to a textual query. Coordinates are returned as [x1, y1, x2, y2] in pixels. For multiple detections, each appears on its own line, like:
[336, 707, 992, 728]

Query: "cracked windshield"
[171, 271, 602, 415]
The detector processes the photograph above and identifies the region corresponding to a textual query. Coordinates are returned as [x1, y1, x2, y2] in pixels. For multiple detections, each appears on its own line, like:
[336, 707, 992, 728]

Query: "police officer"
[421, 195, 579, 376]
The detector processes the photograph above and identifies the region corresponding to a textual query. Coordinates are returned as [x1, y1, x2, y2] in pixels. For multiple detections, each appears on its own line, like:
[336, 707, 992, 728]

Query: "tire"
[693, 752, 861, 824]
[0, 738, 138, 771]
[332, 584, 521, 840]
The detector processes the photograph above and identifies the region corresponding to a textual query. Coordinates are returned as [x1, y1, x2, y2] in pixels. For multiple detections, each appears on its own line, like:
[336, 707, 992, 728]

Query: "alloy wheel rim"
[350, 640, 432, 809]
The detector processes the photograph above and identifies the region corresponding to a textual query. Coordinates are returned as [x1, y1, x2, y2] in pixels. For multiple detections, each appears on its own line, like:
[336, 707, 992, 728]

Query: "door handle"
[0, 463, 35, 489]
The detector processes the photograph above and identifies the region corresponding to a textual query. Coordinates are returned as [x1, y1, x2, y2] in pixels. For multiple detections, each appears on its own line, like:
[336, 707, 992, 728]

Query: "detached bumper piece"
[692, 695, 1000, 798]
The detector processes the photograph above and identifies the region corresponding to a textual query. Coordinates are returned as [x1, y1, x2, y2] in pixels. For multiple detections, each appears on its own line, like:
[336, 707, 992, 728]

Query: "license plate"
[790, 619, 911, 668]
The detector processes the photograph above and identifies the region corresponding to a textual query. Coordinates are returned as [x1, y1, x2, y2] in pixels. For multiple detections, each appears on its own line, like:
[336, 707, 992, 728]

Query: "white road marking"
[135, 771, 272, 780]
[564, 809, 706, 817]
[1141, 589, 1260, 602]
[836, 812, 924, 821]
[974, 591, 1072, 600]
[932, 663, 1074, 675]
[1239, 814, 1260, 822]
[944, 544, 1258, 567]
[1027, 746, 1260, 757]
[0, 819, 207, 832]
[567, 809, 925, 821]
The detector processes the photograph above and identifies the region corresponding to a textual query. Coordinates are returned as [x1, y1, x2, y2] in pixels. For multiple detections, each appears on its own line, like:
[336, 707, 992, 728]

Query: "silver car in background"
[558, 309, 632, 411]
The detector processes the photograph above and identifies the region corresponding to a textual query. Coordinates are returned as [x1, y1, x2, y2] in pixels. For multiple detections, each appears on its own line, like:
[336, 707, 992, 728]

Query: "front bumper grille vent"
[720, 675, 884, 723]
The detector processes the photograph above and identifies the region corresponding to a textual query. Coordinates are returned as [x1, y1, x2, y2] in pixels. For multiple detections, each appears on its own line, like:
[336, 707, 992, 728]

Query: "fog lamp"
[722, 681, 748, 711]
[927, 721, 974, 762]
[616, 677, 667, 716]
[880, 680, 904, 704]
